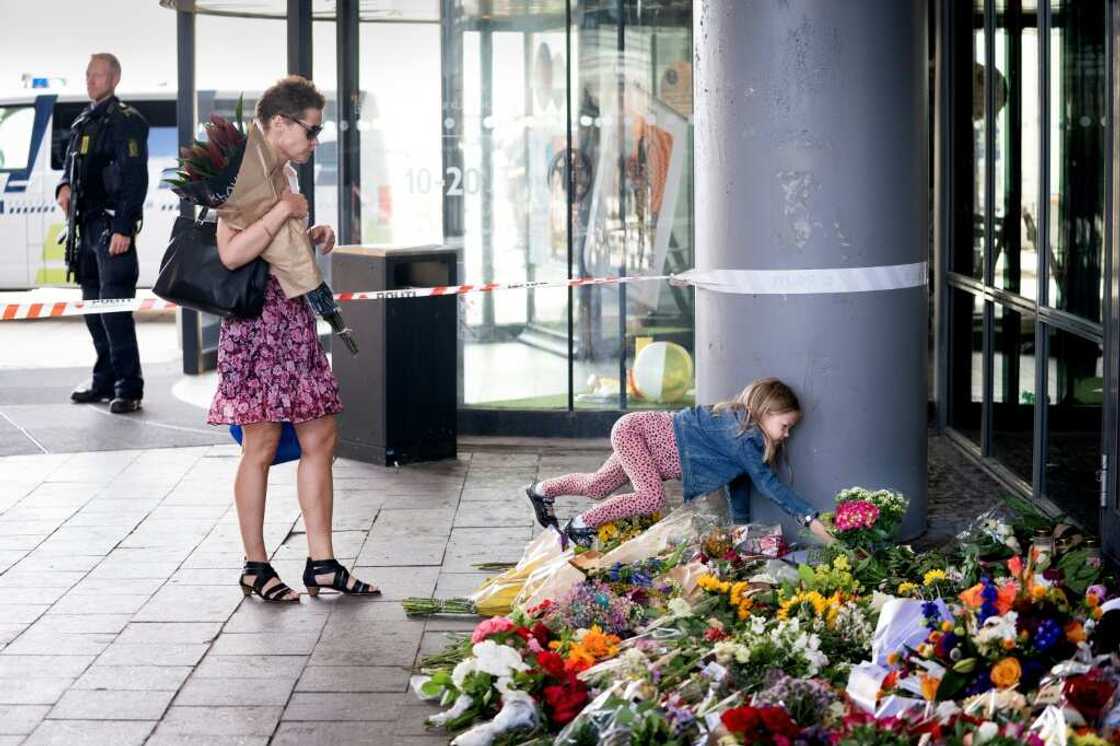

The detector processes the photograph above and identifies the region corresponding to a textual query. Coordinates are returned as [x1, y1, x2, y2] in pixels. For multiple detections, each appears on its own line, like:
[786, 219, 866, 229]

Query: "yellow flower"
[565, 644, 596, 669]
[697, 574, 722, 592]
[597, 522, 620, 543]
[897, 582, 919, 596]
[923, 570, 949, 587]
[990, 657, 1022, 689]
[832, 555, 850, 571]
[729, 581, 749, 607]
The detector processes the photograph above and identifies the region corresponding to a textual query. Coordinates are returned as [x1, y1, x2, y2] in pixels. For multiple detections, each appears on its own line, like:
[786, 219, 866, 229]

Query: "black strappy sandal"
[303, 558, 381, 597]
[239, 561, 300, 603]
[524, 482, 558, 529]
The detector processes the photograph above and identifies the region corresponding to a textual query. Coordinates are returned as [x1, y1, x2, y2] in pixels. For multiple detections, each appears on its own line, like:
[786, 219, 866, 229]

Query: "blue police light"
[31, 78, 49, 89]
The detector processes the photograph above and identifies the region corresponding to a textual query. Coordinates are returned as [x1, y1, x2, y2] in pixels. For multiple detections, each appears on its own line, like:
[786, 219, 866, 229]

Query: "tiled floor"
[0, 436, 1002, 745]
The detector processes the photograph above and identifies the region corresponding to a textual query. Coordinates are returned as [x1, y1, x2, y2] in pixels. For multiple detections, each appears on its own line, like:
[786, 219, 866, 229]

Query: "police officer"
[56, 53, 147, 414]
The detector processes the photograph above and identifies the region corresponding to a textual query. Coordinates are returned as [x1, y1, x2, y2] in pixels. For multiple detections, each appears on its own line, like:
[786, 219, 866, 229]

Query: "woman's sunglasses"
[282, 114, 323, 141]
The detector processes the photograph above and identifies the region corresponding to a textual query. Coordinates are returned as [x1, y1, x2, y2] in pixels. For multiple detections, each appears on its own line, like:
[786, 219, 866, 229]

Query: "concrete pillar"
[694, 0, 928, 539]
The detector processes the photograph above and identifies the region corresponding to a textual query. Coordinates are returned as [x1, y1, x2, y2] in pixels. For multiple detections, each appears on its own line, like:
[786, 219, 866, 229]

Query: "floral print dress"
[207, 274, 343, 425]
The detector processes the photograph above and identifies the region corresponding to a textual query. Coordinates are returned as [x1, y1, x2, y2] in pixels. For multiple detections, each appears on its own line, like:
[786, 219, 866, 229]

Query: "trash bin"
[332, 245, 458, 466]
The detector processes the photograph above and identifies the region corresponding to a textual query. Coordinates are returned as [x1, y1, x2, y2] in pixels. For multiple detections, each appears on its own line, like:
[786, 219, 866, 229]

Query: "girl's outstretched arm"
[739, 436, 834, 544]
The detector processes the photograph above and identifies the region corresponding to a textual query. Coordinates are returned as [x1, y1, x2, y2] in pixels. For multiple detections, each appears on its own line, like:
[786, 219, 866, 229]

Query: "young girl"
[525, 377, 835, 547]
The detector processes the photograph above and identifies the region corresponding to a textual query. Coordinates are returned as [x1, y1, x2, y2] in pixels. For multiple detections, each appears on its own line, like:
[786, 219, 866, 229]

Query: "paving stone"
[356, 538, 447, 567]
[272, 721, 406, 745]
[0, 654, 94, 677]
[50, 593, 151, 616]
[23, 719, 154, 746]
[433, 571, 491, 596]
[175, 676, 296, 706]
[154, 706, 282, 736]
[0, 677, 74, 705]
[28, 614, 132, 635]
[2, 632, 115, 656]
[207, 632, 321, 657]
[0, 704, 50, 734]
[72, 665, 193, 691]
[348, 565, 438, 601]
[133, 584, 244, 622]
[66, 576, 167, 596]
[146, 736, 268, 746]
[222, 603, 331, 634]
[296, 666, 412, 693]
[193, 655, 309, 679]
[452, 499, 534, 528]
[48, 688, 175, 720]
[282, 692, 401, 721]
[0, 604, 49, 624]
[96, 642, 209, 667]
[116, 622, 222, 645]
[0, 624, 26, 647]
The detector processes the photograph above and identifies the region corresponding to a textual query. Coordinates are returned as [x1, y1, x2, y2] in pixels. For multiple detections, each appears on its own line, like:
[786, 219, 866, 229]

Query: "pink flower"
[834, 500, 880, 532]
[471, 616, 516, 644]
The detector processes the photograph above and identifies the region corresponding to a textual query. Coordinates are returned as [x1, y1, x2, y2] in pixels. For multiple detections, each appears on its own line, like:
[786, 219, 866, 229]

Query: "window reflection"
[1045, 327, 1103, 530]
[450, 1, 694, 410]
[1048, 0, 1106, 319]
[949, 288, 985, 445]
[991, 305, 1035, 483]
[993, 1, 1040, 299]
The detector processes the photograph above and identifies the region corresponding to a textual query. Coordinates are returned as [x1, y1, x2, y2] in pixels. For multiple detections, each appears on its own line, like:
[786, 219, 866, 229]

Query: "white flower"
[975, 721, 1000, 744]
[451, 658, 476, 689]
[667, 598, 692, 617]
[974, 612, 1018, 653]
[471, 640, 530, 680]
[749, 615, 767, 635]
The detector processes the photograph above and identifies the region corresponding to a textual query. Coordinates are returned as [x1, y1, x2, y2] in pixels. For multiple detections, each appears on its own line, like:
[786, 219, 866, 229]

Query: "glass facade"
[443, 1, 695, 414]
[945, 0, 1109, 532]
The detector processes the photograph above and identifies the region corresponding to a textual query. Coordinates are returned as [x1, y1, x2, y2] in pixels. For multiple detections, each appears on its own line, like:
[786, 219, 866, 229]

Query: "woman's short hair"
[256, 75, 326, 126]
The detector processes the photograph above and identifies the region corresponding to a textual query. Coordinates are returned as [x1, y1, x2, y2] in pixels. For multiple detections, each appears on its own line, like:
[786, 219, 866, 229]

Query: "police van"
[0, 88, 343, 290]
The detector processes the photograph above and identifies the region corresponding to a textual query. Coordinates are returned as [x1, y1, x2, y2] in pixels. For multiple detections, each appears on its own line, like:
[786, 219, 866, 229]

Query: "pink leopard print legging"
[537, 410, 681, 527]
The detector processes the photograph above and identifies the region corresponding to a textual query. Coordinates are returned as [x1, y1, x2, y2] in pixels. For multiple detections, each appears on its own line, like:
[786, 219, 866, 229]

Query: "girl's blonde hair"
[712, 377, 801, 464]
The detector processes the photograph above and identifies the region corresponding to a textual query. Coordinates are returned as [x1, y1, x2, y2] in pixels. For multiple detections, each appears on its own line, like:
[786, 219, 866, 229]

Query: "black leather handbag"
[153, 211, 269, 319]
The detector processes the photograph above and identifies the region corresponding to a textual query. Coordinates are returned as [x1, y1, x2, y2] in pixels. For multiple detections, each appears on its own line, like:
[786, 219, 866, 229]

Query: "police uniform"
[56, 95, 148, 408]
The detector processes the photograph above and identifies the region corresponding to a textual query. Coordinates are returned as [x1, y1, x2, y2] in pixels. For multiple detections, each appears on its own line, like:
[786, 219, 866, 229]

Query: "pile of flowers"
[408, 490, 1120, 745]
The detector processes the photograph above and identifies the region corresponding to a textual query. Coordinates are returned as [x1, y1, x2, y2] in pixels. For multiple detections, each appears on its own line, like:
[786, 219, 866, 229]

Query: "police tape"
[0, 274, 672, 321]
[0, 261, 929, 321]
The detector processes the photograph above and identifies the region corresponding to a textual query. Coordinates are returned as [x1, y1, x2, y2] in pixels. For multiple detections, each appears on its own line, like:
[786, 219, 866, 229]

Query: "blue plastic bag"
[229, 422, 302, 465]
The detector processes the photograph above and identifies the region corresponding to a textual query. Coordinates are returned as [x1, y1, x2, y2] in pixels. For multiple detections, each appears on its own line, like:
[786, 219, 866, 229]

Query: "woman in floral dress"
[208, 76, 378, 602]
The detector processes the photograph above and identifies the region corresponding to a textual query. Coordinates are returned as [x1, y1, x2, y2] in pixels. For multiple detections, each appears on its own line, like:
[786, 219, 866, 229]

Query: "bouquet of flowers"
[165, 97, 357, 353]
[824, 487, 910, 551]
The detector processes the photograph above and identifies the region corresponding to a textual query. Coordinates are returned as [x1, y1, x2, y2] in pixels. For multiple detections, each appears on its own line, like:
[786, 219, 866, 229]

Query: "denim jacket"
[671, 405, 817, 525]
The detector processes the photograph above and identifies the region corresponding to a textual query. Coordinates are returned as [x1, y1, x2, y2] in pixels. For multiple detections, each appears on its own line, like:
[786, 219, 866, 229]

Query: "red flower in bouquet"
[758, 706, 799, 737]
[535, 651, 566, 679]
[721, 706, 761, 734]
[542, 673, 589, 726]
[834, 500, 880, 532]
[530, 622, 552, 646]
[1064, 670, 1117, 723]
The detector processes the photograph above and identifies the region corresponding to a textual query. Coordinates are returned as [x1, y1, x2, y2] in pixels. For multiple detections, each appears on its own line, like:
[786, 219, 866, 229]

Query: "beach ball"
[632, 341, 693, 402]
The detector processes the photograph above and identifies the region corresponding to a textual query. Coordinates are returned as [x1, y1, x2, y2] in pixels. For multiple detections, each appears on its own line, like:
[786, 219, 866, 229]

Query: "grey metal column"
[176, 9, 203, 375]
[337, 0, 361, 245]
[287, 0, 314, 222]
[693, 0, 929, 539]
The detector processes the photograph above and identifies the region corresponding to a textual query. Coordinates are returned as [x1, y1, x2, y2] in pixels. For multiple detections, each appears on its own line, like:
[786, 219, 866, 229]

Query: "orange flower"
[1007, 556, 1024, 577]
[564, 645, 596, 670]
[1029, 583, 1047, 601]
[959, 583, 984, 607]
[990, 657, 1022, 689]
[1002, 638, 1016, 651]
[996, 581, 1019, 614]
[919, 673, 941, 701]
[1065, 621, 1087, 644]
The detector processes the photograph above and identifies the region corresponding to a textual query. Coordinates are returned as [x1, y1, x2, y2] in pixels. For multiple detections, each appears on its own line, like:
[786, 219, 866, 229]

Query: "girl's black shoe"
[239, 561, 300, 603]
[561, 519, 595, 550]
[303, 558, 380, 597]
[524, 482, 558, 529]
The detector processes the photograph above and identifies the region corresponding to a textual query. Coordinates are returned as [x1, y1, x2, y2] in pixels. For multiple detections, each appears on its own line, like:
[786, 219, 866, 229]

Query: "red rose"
[1065, 672, 1117, 723]
[543, 676, 589, 726]
[721, 706, 760, 734]
[530, 622, 552, 645]
[536, 651, 566, 679]
[758, 706, 799, 737]
[513, 626, 532, 642]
